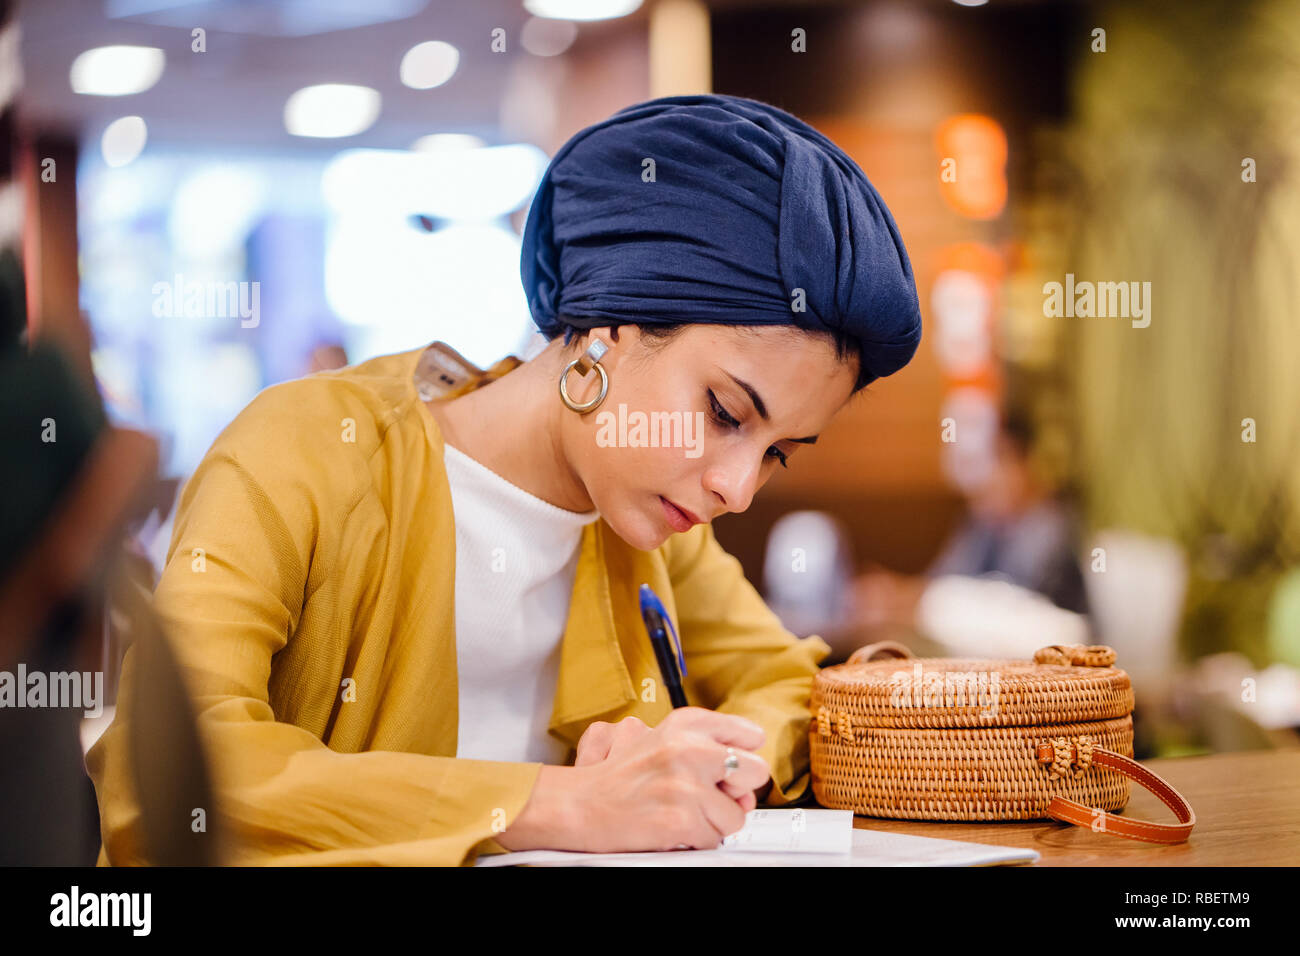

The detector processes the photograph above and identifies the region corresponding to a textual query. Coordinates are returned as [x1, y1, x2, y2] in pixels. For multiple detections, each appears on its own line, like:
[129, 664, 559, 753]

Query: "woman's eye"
[707, 389, 741, 428]
[709, 389, 787, 467]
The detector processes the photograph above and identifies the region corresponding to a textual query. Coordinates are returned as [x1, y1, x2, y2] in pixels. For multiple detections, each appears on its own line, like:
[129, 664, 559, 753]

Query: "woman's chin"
[604, 510, 672, 552]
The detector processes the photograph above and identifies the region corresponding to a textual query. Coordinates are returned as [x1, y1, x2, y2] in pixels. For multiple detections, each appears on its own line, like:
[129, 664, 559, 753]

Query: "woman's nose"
[703, 452, 762, 515]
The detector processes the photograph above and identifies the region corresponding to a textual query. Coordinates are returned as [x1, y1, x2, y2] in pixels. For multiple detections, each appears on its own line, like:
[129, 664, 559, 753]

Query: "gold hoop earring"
[558, 339, 610, 413]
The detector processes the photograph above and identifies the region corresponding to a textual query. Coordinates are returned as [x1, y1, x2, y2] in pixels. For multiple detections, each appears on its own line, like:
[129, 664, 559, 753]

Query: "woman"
[88, 94, 922, 865]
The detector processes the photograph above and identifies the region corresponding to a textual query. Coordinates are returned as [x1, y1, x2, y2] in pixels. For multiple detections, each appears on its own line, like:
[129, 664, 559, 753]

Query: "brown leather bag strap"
[1039, 744, 1196, 844]
[847, 641, 914, 664]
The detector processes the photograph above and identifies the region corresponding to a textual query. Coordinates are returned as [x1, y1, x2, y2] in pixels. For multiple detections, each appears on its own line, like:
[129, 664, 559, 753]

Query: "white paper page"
[473, 810, 1039, 867]
[719, 808, 852, 853]
[847, 828, 1038, 867]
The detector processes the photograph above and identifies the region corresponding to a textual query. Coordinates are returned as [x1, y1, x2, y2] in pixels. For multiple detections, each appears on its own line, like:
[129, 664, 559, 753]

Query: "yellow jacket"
[87, 344, 832, 866]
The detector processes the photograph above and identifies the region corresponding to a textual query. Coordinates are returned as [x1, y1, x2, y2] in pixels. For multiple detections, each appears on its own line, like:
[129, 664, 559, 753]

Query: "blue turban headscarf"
[520, 93, 922, 387]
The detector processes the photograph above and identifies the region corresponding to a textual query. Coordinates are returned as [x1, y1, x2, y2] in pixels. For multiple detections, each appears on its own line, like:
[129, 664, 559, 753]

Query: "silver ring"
[723, 747, 740, 779]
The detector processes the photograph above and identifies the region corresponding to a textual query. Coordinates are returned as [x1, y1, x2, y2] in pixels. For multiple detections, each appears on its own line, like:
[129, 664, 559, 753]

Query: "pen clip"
[639, 584, 687, 677]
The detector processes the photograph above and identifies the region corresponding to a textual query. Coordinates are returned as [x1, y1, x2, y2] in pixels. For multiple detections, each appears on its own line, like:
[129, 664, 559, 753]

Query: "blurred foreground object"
[0, 341, 219, 865]
[0, 343, 109, 864]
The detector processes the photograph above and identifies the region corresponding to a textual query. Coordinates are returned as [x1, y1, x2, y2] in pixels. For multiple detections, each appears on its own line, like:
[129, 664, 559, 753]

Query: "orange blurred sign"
[935, 114, 1007, 220]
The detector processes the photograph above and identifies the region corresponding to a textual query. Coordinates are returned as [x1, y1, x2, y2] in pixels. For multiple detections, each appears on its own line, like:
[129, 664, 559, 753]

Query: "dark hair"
[559, 321, 870, 393]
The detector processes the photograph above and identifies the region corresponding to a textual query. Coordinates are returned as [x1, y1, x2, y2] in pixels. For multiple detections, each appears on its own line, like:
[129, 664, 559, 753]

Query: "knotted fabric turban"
[520, 93, 922, 386]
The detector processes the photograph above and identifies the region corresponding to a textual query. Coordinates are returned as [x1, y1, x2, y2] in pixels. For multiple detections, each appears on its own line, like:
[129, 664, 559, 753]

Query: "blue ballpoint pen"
[638, 583, 688, 708]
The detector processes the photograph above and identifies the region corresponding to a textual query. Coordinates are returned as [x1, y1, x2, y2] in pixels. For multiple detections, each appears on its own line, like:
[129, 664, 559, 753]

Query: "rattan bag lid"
[812, 642, 1135, 730]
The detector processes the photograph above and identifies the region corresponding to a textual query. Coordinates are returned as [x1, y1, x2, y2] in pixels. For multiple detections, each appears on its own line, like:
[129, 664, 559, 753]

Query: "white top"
[442, 442, 601, 765]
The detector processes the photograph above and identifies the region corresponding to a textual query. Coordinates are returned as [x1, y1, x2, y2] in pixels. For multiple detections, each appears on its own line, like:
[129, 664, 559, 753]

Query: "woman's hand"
[573, 714, 653, 767]
[498, 708, 770, 853]
[575, 712, 766, 813]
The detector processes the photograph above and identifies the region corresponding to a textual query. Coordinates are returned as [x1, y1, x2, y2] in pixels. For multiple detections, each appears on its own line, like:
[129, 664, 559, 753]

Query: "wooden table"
[826, 749, 1300, 865]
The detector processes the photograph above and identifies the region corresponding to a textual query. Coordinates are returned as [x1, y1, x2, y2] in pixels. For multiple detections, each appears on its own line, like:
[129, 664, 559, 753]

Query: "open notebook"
[474, 809, 1039, 867]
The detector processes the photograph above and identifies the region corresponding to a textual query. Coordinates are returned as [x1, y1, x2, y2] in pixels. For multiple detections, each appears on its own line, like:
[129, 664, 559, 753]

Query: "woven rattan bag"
[810, 642, 1196, 844]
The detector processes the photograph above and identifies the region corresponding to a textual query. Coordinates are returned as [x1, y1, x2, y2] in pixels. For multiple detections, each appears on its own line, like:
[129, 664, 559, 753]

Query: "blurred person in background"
[851, 409, 1090, 643]
[87, 94, 925, 866]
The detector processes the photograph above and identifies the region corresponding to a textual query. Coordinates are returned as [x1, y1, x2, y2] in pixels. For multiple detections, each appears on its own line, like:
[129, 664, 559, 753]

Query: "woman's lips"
[660, 496, 702, 532]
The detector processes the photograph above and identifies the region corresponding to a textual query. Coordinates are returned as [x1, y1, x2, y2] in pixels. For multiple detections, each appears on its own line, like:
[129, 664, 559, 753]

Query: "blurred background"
[3, 0, 1299, 789]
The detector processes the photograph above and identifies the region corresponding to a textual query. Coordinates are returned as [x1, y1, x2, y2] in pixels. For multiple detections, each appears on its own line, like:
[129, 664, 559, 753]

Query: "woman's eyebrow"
[724, 371, 819, 444]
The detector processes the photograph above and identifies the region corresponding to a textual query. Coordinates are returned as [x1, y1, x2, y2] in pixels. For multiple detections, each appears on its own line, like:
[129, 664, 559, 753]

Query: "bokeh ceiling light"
[323, 144, 549, 220]
[284, 84, 381, 138]
[100, 116, 148, 167]
[412, 133, 487, 152]
[70, 45, 165, 96]
[523, 0, 643, 22]
[399, 40, 460, 89]
[520, 16, 578, 56]
[952, 0, 989, 6]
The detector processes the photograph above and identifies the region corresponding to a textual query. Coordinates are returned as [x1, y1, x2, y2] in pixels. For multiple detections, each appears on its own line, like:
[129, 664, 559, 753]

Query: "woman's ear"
[564, 325, 633, 374]
[592, 325, 624, 346]
[583, 326, 625, 366]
